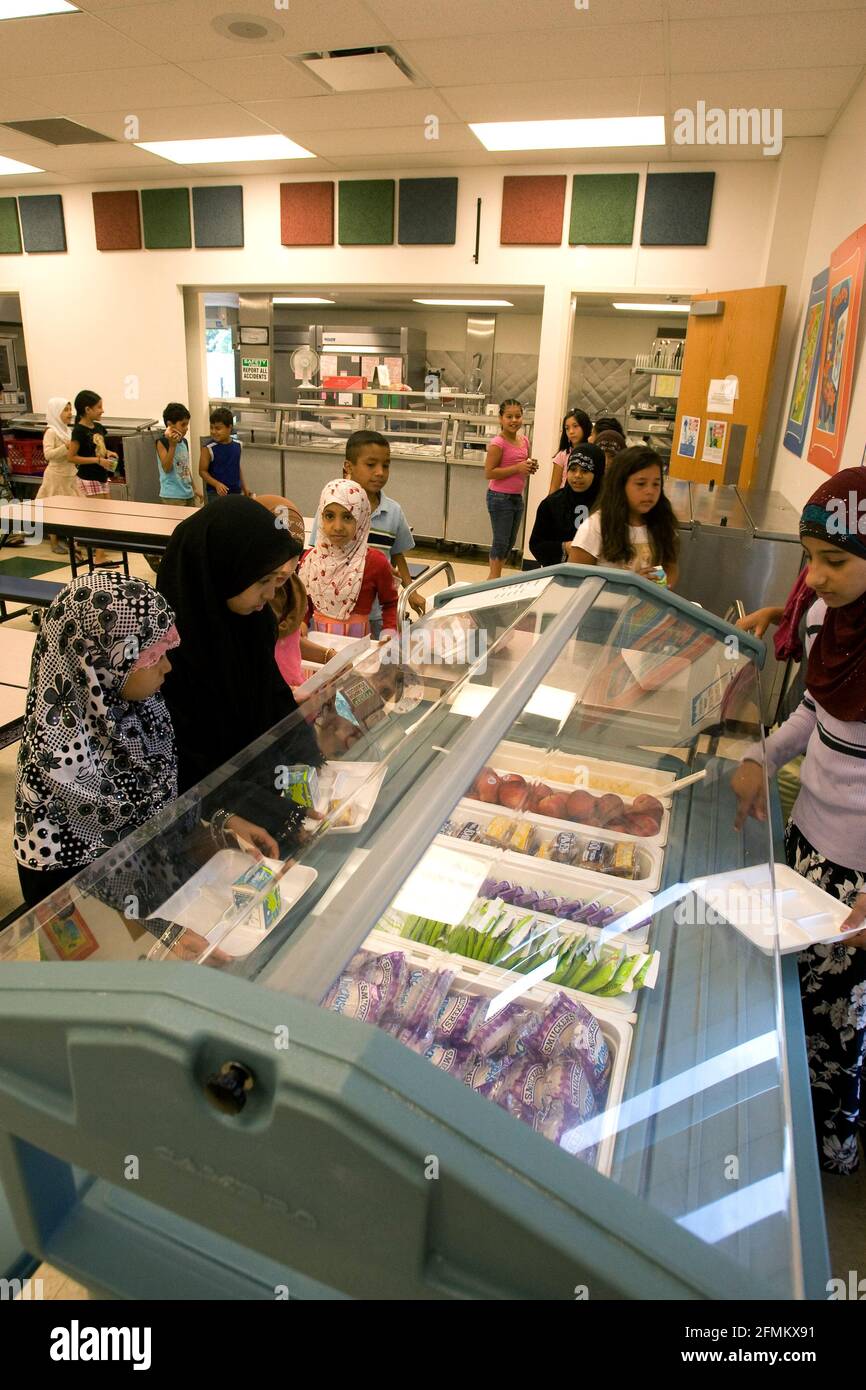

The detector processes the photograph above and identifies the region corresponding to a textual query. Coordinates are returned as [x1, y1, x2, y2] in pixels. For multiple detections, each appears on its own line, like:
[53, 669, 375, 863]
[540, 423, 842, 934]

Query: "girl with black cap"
[529, 442, 606, 568]
[733, 467, 866, 1175]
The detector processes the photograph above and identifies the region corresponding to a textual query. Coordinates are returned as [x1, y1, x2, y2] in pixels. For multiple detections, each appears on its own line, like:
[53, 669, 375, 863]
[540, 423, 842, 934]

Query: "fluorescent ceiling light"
[0, 154, 43, 174]
[613, 301, 691, 313]
[273, 296, 335, 305]
[136, 135, 314, 164]
[470, 116, 665, 151]
[413, 298, 513, 307]
[0, 1, 78, 16]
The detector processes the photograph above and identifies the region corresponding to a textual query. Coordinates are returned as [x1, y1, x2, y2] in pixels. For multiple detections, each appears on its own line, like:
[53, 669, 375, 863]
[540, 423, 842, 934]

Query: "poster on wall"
[702, 419, 727, 466]
[783, 267, 828, 456]
[677, 415, 701, 459]
[808, 222, 866, 474]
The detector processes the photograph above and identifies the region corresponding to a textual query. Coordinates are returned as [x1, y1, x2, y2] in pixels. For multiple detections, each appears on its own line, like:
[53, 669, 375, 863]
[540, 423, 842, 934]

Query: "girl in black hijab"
[156, 495, 313, 791]
[529, 443, 606, 568]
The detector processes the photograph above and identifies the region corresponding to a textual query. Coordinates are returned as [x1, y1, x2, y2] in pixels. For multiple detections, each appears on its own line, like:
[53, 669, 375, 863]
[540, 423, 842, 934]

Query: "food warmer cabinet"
[0, 567, 829, 1300]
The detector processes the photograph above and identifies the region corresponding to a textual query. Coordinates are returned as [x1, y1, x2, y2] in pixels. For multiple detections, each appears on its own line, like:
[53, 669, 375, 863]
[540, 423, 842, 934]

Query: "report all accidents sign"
[241, 357, 269, 382]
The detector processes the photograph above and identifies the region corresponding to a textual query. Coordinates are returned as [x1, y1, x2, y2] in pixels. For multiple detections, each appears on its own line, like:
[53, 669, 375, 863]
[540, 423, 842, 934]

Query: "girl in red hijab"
[733, 468, 866, 1174]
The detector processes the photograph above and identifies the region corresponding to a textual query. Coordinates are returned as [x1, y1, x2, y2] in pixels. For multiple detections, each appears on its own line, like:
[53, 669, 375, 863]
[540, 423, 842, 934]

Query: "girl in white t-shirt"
[568, 446, 679, 588]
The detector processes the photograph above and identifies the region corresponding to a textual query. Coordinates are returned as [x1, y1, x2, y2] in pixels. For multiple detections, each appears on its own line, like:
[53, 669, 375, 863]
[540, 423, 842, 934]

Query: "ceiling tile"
[293, 124, 480, 157]
[98, 0, 392, 63]
[66, 104, 280, 142]
[442, 76, 668, 123]
[0, 11, 165, 74]
[172, 157, 332, 176]
[670, 12, 866, 72]
[243, 89, 458, 133]
[401, 25, 665, 86]
[669, 67, 863, 112]
[18, 143, 169, 172]
[780, 110, 839, 136]
[666, 142, 769, 162]
[667, 0, 866, 15]
[323, 151, 492, 170]
[367, 0, 664, 40]
[48, 64, 223, 112]
[179, 55, 325, 102]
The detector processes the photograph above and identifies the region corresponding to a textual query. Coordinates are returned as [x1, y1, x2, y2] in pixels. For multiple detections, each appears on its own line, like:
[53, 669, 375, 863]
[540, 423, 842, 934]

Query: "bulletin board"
[668, 285, 786, 488]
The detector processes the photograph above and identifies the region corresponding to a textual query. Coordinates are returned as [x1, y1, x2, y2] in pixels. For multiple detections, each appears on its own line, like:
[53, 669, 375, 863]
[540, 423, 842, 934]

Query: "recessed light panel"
[470, 117, 665, 151]
[0, 154, 44, 174]
[136, 135, 314, 163]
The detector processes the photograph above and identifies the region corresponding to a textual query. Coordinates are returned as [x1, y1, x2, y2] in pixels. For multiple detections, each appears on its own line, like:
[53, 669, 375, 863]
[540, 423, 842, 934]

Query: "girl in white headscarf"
[299, 478, 398, 639]
[37, 396, 84, 557]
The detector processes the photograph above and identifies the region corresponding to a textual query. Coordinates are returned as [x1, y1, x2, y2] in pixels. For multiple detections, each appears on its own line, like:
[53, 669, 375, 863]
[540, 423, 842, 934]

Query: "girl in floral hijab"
[299, 478, 398, 638]
[14, 572, 180, 906]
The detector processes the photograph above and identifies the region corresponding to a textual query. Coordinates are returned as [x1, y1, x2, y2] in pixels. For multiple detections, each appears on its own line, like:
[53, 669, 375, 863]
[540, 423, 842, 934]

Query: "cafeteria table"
[0, 497, 187, 576]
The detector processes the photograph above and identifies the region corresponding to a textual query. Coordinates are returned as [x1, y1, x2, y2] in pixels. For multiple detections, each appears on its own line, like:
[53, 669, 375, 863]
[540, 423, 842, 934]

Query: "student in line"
[199, 406, 248, 499]
[308, 429, 426, 627]
[301, 479, 398, 639]
[593, 428, 627, 469]
[548, 407, 593, 494]
[590, 415, 625, 442]
[484, 398, 537, 580]
[254, 494, 336, 689]
[156, 402, 196, 508]
[67, 389, 119, 566]
[529, 443, 606, 568]
[568, 445, 679, 588]
[732, 468, 866, 1175]
[36, 396, 84, 560]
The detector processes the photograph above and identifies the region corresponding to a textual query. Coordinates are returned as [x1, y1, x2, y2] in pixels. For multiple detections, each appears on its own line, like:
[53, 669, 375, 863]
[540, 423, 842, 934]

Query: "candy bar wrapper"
[231, 862, 283, 932]
[481, 815, 516, 848]
[387, 964, 455, 1033]
[323, 975, 384, 1025]
[462, 1051, 512, 1098]
[606, 842, 638, 879]
[421, 1042, 469, 1076]
[281, 764, 319, 809]
[505, 1058, 550, 1112]
[353, 950, 409, 1015]
[551, 831, 579, 864]
[509, 820, 535, 855]
[454, 821, 481, 842]
[434, 990, 488, 1046]
[580, 839, 611, 871]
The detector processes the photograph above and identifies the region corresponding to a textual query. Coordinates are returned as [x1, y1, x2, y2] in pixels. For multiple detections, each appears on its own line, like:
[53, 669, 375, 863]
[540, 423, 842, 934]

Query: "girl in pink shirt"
[548, 407, 592, 494]
[484, 398, 537, 579]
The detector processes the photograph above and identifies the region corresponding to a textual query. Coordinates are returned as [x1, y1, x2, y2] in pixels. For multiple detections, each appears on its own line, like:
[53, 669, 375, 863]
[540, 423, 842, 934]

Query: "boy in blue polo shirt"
[309, 431, 426, 625]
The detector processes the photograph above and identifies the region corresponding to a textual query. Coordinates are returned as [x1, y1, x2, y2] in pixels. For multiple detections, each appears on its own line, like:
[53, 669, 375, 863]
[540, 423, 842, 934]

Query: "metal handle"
[724, 599, 746, 624]
[397, 560, 456, 627]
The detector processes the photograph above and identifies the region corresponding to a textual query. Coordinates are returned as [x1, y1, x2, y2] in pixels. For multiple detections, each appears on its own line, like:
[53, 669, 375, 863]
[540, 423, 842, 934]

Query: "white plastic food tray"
[493, 741, 677, 801]
[314, 760, 387, 834]
[688, 863, 858, 956]
[148, 850, 318, 959]
[361, 928, 633, 1178]
[449, 800, 663, 892]
[467, 765, 670, 849]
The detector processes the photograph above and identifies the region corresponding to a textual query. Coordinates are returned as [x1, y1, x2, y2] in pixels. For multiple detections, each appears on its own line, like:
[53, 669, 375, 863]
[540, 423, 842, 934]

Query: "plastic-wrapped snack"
[505, 1058, 549, 1111]
[422, 1042, 468, 1076]
[455, 821, 482, 842]
[467, 999, 525, 1057]
[542, 1059, 598, 1123]
[354, 950, 409, 1015]
[323, 974, 383, 1025]
[481, 815, 516, 848]
[434, 990, 488, 1046]
[606, 841, 638, 879]
[388, 964, 455, 1033]
[551, 831, 579, 864]
[564, 1025, 611, 1101]
[580, 839, 610, 872]
[462, 1050, 512, 1098]
[532, 1098, 585, 1146]
[509, 820, 535, 855]
[441, 819, 456, 838]
[535, 839, 554, 860]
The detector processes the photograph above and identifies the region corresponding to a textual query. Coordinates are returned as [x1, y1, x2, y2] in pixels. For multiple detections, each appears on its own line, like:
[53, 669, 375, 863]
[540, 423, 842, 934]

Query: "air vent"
[211, 12, 284, 43]
[2, 119, 114, 146]
[300, 47, 413, 92]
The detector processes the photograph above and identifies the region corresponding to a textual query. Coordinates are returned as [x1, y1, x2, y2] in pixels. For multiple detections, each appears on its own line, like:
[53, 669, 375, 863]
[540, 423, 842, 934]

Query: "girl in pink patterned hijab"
[299, 478, 398, 638]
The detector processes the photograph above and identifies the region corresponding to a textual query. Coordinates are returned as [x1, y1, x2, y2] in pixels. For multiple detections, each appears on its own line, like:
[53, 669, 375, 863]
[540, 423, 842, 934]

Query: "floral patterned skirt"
[786, 820, 866, 1175]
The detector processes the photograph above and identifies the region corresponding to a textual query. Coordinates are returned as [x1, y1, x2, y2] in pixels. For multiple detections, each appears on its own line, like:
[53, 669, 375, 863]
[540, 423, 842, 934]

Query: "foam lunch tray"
[362, 928, 633, 1178]
[686, 863, 858, 955]
[493, 740, 677, 800]
[314, 760, 388, 833]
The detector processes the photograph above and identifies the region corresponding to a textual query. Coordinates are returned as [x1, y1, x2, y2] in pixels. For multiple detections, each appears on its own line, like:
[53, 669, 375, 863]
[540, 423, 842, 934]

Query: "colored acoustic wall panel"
[398, 177, 458, 245]
[141, 187, 191, 249]
[569, 173, 638, 246]
[500, 175, 566, 246]
[92, 190, 141, 251]
[280, 181, 334, 245]
[641, 172, 715, 246]
[0, 198, 22, 254]
[338, 179, 394, 245]
[193, 185, 244, 248]
[18, 194, 66, 253]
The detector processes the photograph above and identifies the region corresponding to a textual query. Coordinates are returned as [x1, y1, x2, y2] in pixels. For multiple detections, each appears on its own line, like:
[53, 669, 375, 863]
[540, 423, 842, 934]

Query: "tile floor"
[4, 537, 864, 1298]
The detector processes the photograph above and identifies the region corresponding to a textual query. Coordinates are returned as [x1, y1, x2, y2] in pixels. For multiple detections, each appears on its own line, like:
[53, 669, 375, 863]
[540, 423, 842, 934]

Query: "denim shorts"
[486, 489, 524, 560]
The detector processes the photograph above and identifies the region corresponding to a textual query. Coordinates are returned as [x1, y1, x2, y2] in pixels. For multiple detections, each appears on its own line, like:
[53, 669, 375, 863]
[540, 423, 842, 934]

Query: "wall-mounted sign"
[239, 326, 269, 346]
[241, 357, 269, 382]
